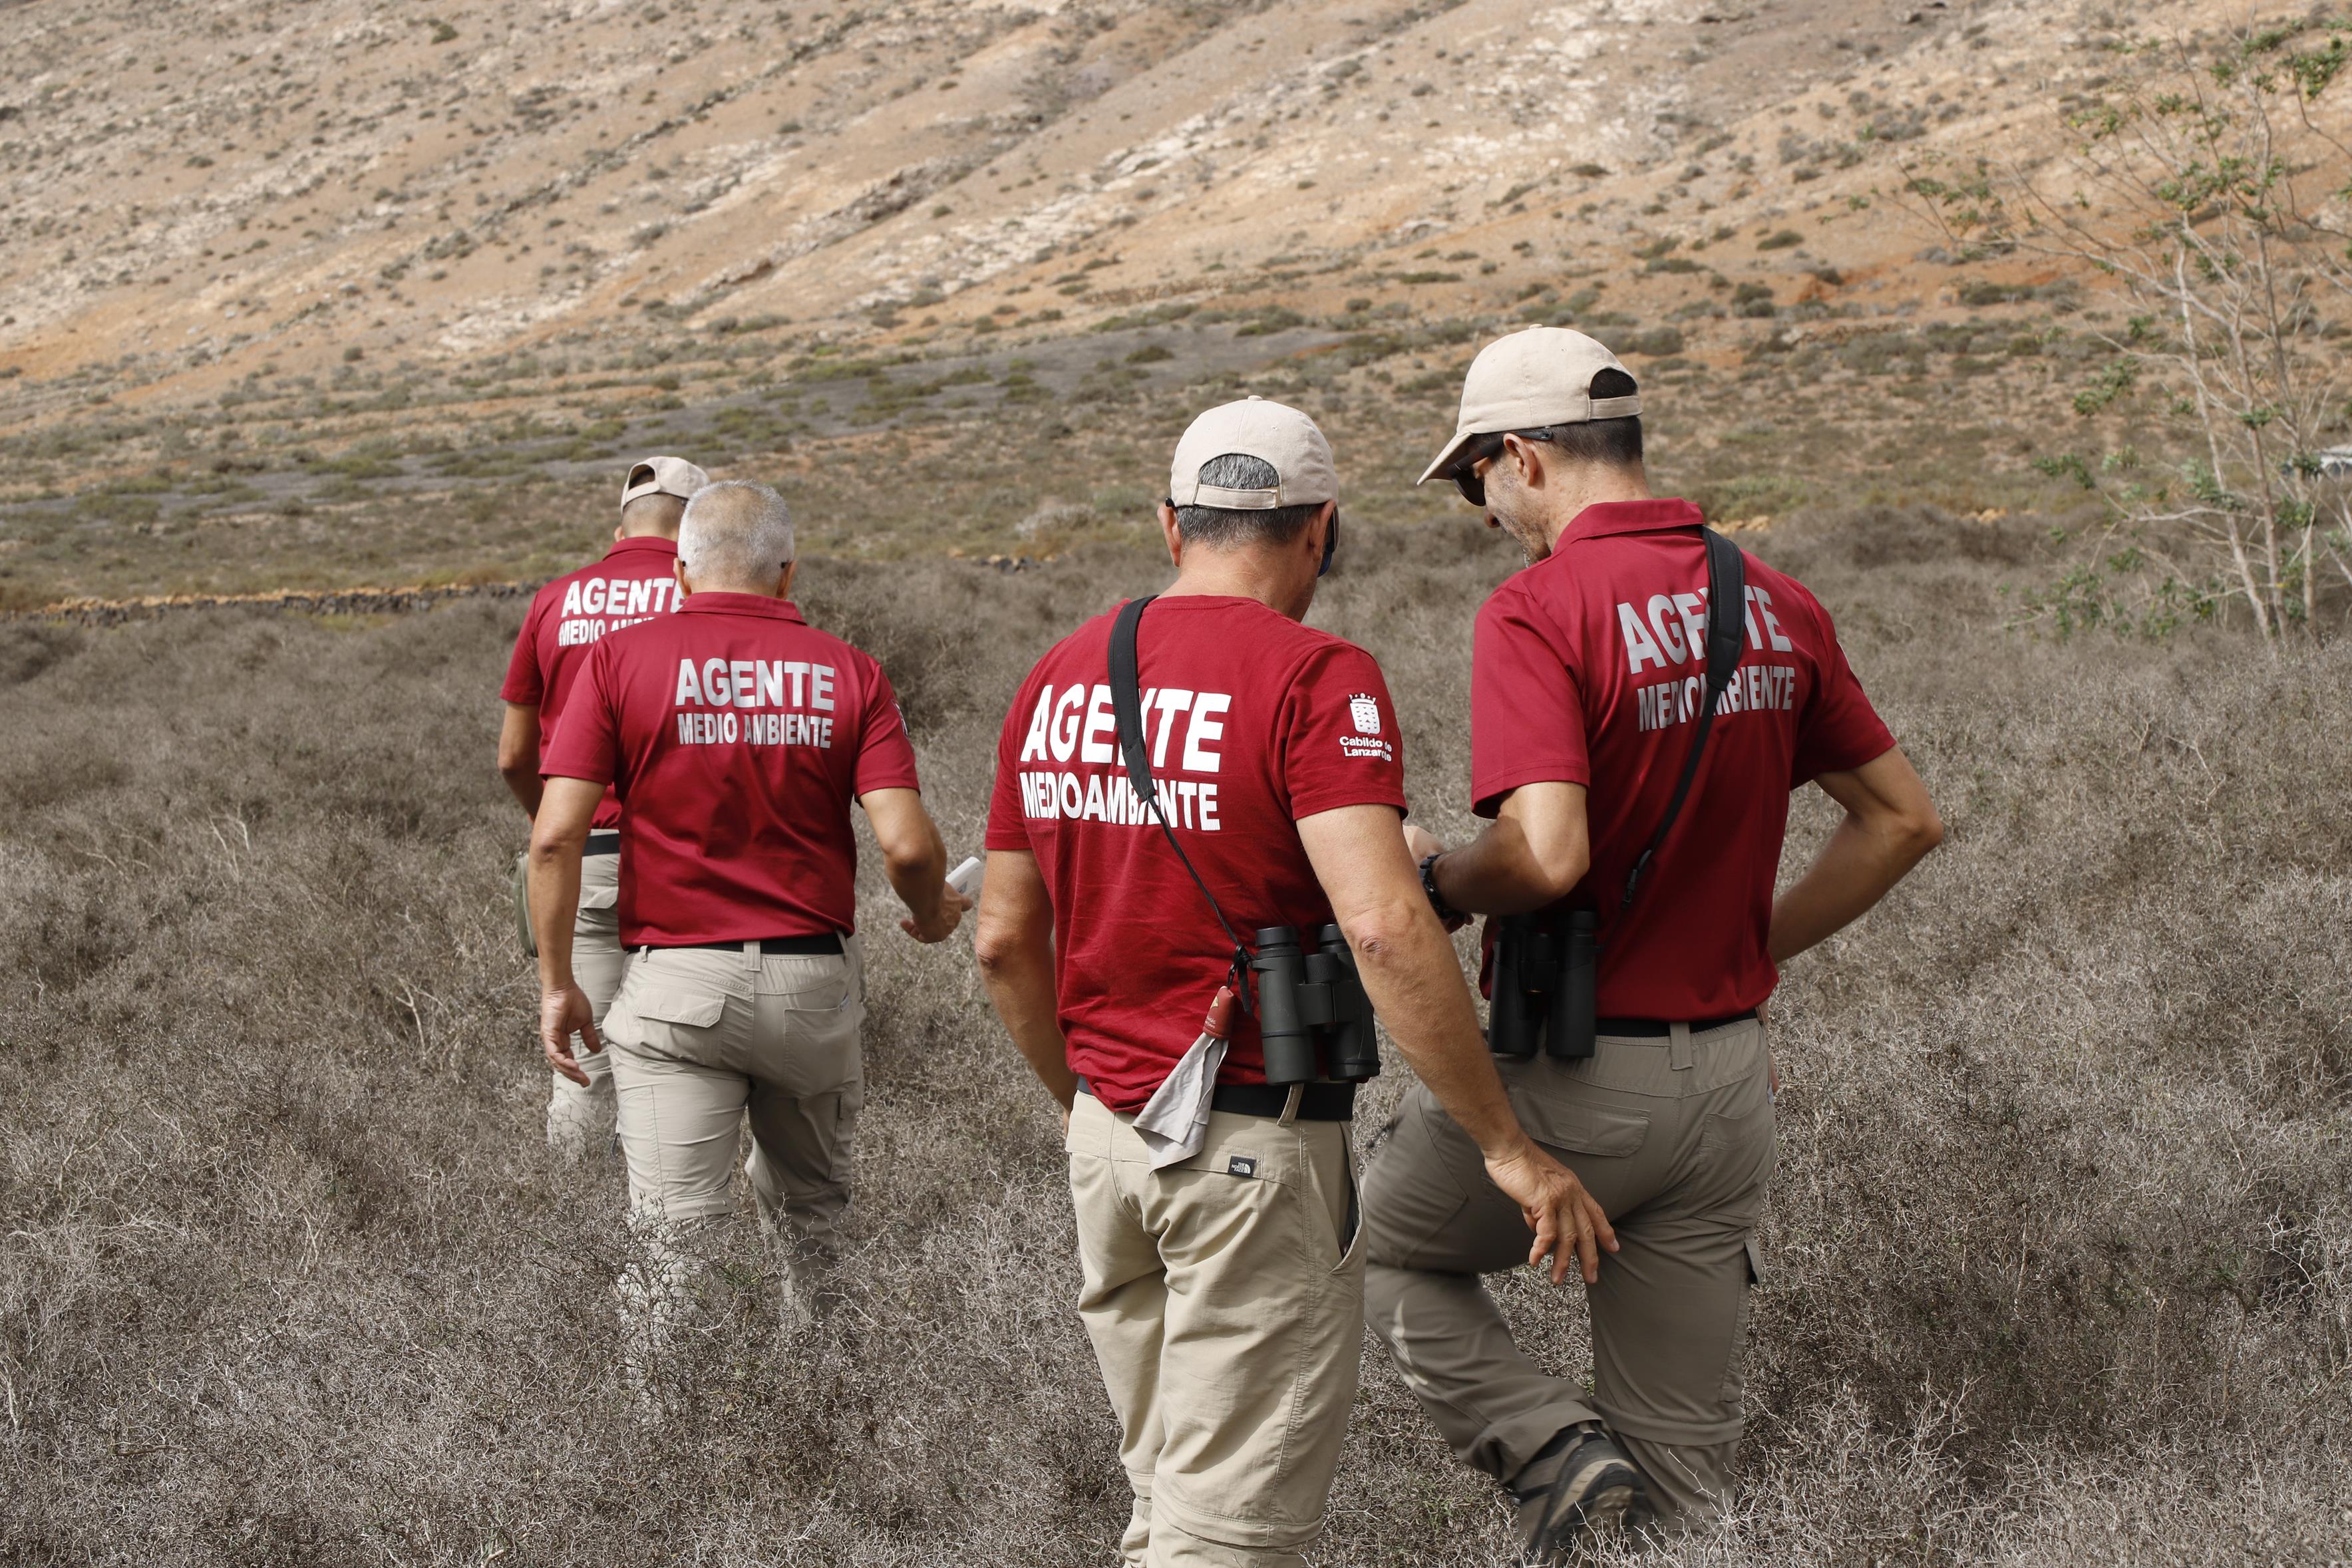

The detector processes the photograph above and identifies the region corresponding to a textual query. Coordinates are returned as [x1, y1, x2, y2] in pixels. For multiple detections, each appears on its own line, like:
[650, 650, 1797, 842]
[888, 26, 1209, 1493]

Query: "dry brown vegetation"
[4, 509, 2347, 1564]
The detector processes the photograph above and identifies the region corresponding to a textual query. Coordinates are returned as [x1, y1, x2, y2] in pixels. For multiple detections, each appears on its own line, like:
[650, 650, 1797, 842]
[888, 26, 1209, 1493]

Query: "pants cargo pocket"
[1719, 1233, 1765, 1406]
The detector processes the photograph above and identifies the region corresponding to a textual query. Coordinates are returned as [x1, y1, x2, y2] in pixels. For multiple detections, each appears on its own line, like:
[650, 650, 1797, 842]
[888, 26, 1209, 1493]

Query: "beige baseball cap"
[1168, 396, 1338, 510]
[1415, 327, 1641, 485]
[621, 454, 711, 510]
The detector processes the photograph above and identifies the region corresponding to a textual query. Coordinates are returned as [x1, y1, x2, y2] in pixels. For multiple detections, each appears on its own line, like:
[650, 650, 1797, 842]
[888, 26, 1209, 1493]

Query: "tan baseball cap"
[1415, 327, 1641, 485]
[1168, 396, 1338, 510]
[621, 454, 711, 510]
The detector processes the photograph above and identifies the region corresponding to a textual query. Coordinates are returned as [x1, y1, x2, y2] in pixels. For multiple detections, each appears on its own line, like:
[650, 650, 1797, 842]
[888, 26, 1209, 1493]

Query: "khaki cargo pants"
[601, 937, 865, 1247]
[546, 850, 625, 1160]
[1360, 1018, 1774, 1527]
[1065, 1092, 1366, 1568]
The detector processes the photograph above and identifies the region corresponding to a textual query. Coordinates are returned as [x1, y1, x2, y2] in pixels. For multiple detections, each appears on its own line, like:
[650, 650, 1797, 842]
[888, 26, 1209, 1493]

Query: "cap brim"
[1416, 428, 1477, 488]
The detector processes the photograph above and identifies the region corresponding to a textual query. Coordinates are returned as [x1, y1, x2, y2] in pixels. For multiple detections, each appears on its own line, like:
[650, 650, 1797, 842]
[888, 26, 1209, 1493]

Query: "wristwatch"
[1419, 852, 1465, 928]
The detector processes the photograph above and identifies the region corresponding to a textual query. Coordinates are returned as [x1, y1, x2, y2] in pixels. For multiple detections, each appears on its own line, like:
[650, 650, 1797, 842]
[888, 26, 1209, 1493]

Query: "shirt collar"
[603, 535, 679, 562]
[1562, 497, 1706, 544]
[677, 591, 807, 623]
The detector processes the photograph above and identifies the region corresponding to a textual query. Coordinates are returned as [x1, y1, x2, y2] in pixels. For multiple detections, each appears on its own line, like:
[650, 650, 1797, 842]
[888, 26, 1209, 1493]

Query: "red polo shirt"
[984, 596, 1408, 1110]
[1471, 498, 1895, 1020]
[502, 535, 683, 829]
[541, 592, 921, 945]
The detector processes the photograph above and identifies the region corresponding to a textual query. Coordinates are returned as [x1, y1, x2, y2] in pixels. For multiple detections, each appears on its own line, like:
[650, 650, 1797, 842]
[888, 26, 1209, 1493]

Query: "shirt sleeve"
[1790, 590, 1896, 784]
[540, 639, 619, 785]
[498, 591, 549, 705]
[1277, 643, 1408, 821]
[1469, 581, 1589, 817]
[850, 658, 922, 796]
[983, 677, 1037, 852]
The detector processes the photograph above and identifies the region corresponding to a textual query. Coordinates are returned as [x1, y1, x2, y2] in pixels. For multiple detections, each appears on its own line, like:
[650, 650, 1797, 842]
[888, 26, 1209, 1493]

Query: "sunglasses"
[1447, 428, 1562, 508]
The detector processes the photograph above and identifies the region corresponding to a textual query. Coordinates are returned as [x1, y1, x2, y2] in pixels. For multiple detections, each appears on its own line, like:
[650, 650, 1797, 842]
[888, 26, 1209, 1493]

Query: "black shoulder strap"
[1619, 528, 1746, 911]
[1110, 596, 1254, 1001]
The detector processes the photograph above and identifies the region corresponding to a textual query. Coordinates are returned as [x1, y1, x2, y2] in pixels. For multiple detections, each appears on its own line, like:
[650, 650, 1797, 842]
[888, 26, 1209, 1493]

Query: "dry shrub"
[1, 512, 2345, 1564]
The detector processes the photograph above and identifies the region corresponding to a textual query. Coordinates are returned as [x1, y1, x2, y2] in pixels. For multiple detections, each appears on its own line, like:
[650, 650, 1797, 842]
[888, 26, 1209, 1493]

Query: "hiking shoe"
[1510, 1423, 1655, 1563]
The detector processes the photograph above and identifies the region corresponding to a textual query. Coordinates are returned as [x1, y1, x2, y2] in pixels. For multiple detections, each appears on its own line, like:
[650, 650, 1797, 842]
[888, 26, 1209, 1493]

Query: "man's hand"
[863, 787, 964, 945]
[1483, 1139, 1618, 1285]
[902, 885, 971, 943]
[1768, 747, 1941, 964]
[540, 983, 601, 1086]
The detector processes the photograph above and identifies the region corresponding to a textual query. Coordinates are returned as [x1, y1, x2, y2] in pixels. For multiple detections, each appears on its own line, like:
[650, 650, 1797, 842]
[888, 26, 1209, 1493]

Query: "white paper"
[1134, 1029, 1230, 1170]
[946, 856, 985, 903]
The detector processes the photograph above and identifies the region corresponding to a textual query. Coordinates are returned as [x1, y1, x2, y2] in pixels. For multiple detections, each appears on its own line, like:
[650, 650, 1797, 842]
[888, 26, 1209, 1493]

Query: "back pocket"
[1505, 1088, 1649, 1159]
[607, 980, 728, 1056]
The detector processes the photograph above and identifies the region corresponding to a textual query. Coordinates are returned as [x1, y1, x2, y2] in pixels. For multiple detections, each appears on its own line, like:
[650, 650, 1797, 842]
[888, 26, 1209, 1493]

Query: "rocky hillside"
[1, 0, 2238, 393]
[1, 0, 2341, 608]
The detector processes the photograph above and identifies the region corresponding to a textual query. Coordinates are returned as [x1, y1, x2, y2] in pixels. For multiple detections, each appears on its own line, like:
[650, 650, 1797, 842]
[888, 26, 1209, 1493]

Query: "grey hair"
[677, 481, 795, 585]
[1172, 452, 1324, 549]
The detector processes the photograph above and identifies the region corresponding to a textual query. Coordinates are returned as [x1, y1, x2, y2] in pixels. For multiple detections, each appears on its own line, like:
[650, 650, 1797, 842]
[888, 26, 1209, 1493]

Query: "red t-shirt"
[501, 536, 684, 829]
[984, 596, 1409, 1110]
[1470, 498, 1895, 1020]
[541, 593, 921, 946]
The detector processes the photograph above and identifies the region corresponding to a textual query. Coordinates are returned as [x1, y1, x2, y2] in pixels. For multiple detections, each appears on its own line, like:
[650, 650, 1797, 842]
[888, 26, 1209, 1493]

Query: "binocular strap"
[1109, 595, 1256, 1005]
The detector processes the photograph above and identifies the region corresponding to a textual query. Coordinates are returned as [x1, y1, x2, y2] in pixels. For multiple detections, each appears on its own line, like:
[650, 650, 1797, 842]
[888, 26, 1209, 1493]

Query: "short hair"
[619, 491, 687, 539]
[678, 481, 795, 586]
[1172, 453, 1325, 549]
[1544, 368, 1643, 469]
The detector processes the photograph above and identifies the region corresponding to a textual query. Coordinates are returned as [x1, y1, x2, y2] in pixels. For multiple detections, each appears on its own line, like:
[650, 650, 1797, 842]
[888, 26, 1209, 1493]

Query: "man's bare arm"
[1411, 781, 1591, 918]
[498, 703, 544, 817]
[1300, 804, 1615, 1285]
[1769, 747, 1942, 964]
[973, 848, 1078, 1114]
[528, 776, 605, 1084]
[861, 787, 967, 943]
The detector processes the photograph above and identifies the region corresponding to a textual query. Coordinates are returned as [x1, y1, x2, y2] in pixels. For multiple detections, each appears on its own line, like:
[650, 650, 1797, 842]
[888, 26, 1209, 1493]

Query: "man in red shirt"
[1363, 328, 1943, 1553]
[498, 454, 709, 1160]
[529, 480, 965, 1388]
[975, 398, 1607, 1568]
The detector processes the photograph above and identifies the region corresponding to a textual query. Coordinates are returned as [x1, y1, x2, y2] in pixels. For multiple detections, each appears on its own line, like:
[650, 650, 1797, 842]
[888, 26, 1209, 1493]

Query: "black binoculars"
[1250, 924, 1381, 1086]
[1487, 909, 1601, 1062]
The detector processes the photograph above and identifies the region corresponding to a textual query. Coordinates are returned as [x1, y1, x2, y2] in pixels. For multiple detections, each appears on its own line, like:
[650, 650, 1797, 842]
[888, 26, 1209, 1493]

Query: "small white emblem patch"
[1349, 694, 1381, 736]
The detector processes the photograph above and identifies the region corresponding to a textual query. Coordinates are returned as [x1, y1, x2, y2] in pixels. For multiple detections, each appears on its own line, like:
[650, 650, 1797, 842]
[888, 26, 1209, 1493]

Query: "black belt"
[1595, 1009, 1759, 1038]
[584, 830, 621, 857]
[652, 933, 843, 956]
[1079, 1077, 1356, 1123]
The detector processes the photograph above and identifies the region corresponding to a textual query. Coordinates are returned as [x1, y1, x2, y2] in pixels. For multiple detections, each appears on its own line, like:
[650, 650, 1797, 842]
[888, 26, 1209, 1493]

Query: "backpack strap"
[1110, 596, 1254, 1002]
[1619, 528, 1747, 911]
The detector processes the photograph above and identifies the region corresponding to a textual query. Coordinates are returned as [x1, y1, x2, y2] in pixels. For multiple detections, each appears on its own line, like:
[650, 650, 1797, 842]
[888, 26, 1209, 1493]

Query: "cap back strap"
[1189, 483, 1281, 510]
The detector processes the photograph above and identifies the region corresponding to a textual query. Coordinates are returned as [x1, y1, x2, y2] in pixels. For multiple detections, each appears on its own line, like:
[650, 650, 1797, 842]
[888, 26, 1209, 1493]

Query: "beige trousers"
[1065, 1092, 1365, 1568]
[546, 850, 625, 1160]
[599, 939, 864, 1392]
[601, 939, 864, 1247]
[1360, 1019, 1774, 1527]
